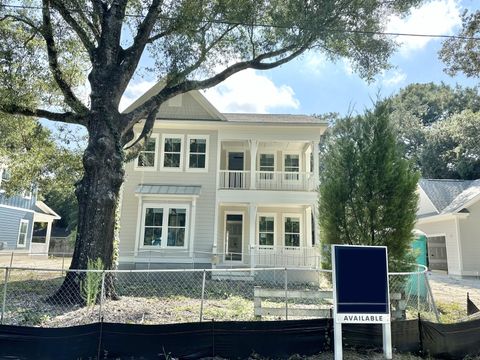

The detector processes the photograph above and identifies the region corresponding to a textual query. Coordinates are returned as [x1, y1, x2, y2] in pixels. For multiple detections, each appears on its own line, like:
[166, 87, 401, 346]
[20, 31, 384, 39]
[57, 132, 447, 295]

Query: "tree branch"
[0, 104, 85, 125]
[118, 0, 163, 91]
[122, 42, 311, 135]
[42, 0, 89, 115]
[50, 0, 96, 56]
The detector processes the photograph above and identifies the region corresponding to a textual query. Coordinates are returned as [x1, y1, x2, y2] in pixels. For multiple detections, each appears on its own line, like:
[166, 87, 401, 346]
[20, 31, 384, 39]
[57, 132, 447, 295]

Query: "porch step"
[211, 271, 254, 281]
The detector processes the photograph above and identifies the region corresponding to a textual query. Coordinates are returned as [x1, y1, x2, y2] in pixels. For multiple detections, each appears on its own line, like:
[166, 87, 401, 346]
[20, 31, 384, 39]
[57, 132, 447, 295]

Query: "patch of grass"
[437, 301, 466, 323]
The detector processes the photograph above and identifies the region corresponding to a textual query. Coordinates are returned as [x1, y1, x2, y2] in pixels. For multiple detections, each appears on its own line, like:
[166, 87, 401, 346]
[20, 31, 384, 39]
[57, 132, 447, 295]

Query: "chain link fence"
[0, 265, 438, 327]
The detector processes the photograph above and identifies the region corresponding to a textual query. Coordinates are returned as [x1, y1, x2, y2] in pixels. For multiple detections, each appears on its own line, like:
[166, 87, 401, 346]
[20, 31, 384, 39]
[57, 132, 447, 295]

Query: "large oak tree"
[0, 0, 422, 298]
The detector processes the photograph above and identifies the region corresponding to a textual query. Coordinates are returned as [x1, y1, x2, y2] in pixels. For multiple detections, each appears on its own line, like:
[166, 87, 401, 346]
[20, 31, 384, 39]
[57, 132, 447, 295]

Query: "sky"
[118, 0, 480, 118]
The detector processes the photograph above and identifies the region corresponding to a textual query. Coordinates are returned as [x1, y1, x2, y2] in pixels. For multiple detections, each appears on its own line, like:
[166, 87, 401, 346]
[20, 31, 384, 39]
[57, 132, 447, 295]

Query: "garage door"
[427, 235, 448, 271]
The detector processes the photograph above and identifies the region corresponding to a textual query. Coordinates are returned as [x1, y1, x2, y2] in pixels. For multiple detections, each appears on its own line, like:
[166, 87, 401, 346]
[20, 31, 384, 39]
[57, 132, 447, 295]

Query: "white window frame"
[257, 213, 276, 248]
[139, 203, 189, 250]
[282, 213, 303, 248]
[160, 134, 184, 172]
[134, 133, 159, 171]
[258, 153, 276, 181]
[283, 152, 301, 181]
[17, 219, 29, 248]
[186, 135, 209, 172]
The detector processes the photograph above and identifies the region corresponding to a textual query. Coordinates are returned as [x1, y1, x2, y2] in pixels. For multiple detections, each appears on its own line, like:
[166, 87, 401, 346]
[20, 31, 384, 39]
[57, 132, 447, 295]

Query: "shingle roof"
[222, 113, 327, 124]
[135, 184, 201, 196]
[418, 179, 480, 214]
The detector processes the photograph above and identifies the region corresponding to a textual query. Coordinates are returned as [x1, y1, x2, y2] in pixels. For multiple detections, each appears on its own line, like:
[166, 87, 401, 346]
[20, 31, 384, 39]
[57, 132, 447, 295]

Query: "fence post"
[200, 269, 206, 322]
[99, 271, 106, 322]
[423, 272, 440, 322]
[9, 252, 13, 268]
[1, 267, 10, 324]
[417, 271, 420, 313]
[284, 268, 288, 320]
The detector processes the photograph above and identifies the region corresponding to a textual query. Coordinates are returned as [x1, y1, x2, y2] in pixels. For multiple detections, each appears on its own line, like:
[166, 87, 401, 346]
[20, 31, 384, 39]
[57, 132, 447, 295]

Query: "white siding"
[458, 200, 480, 275]
[415, 219, 460, 275]
[119, 128, 218, 262]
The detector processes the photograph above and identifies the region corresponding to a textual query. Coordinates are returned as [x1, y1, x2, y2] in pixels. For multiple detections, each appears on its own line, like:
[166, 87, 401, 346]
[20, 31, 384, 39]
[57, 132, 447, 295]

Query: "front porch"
[213, 203, 321, 269]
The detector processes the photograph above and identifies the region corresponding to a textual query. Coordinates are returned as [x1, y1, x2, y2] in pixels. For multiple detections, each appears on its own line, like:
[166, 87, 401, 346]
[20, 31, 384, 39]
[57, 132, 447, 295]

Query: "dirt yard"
[0, 253, 71, 269]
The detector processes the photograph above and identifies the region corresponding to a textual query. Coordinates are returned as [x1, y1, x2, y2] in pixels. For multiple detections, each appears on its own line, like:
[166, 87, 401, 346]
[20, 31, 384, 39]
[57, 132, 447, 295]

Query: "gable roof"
[418, 179, 480, 214]
[122, 81, 327, 126]
[122, 82, 225, 121]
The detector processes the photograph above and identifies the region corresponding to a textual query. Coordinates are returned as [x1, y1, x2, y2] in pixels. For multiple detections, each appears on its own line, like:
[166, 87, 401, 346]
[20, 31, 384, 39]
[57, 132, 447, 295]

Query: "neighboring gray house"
[118, 83, 327, 271]
[416, 179, 480, 276]
[0, 166, 60, 255]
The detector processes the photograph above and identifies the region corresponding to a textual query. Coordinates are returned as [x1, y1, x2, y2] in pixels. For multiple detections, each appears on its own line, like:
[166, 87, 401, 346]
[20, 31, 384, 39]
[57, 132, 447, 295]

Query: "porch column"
[312, 204, 319, 245]
[249, 203, 257, 267]
[311, 141, 320, 188]
[305, 206, 312, 247]
[45, 220, 53, 255]
[249, 140, 258, 189]
[189, 198, 197, 258]
[212, 200, 220, 265]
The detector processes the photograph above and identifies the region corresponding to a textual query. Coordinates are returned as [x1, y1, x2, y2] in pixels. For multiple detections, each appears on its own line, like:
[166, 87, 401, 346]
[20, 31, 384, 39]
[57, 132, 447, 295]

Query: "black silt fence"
[1, 318, 480, 359]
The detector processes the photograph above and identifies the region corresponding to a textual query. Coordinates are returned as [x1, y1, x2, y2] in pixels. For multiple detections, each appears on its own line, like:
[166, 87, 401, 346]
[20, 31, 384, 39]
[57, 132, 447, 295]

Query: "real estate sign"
[332, 245, 392, 359]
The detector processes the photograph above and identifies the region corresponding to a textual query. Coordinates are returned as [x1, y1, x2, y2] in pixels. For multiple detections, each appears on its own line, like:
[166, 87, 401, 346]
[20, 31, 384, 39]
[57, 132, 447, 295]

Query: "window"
[161, 135, 183, 170]
[167, 208, 186, 247]
[187, 136, 208, 171]
[143, 208, 163, 246]
[259, 154, 275, 180]
[17, 219, 29, 248]
[284, 216, 300, 247]
[135, 135, 158, 170]
[284, 154, 300, 180]
[141, 205, 188, 248]
[258, 215, 275, 246]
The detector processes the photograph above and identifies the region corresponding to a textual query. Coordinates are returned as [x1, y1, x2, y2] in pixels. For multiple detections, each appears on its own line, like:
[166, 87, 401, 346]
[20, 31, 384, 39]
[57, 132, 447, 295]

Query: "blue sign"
[333, 245, 390, 323]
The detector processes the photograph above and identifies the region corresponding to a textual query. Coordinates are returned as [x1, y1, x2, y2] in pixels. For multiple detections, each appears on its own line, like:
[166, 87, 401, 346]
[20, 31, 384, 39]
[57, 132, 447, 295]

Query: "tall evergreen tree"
[319, 102, 419, 270]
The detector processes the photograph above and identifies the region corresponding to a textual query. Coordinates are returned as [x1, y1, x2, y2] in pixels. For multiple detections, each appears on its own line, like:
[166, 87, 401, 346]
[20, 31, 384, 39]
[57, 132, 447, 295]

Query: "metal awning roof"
[135, 184, 201, 196]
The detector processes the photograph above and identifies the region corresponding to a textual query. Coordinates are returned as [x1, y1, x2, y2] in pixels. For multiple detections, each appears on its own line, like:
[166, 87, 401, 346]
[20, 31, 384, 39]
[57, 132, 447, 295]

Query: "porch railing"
[219, 170, 251, 189]
[219, 170, 315, 191]
[250, 245, 320, 268]
[256, 171, 315, 191]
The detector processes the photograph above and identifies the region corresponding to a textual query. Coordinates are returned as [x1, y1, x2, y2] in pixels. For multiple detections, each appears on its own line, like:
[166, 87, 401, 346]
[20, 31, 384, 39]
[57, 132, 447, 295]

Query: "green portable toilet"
[407, 230, 428, 297]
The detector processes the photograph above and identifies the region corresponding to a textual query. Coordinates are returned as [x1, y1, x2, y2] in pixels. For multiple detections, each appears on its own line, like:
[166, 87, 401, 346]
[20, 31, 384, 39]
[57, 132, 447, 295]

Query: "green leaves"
[319, 102, 419, 271]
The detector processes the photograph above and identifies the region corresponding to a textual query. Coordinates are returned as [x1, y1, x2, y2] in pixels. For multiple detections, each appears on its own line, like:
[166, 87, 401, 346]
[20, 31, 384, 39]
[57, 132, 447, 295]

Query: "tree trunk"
[51, 112, 125, 303]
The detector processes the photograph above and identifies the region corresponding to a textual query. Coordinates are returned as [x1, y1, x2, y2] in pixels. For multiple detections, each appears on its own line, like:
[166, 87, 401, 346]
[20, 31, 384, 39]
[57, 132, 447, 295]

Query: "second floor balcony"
[219, 170, 316, 191]
[218, 139, 319, 192]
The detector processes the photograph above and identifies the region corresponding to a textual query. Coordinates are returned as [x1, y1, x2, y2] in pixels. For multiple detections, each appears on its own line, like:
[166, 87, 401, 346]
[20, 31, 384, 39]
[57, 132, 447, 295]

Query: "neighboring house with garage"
[0, 166, 61, 255]
[118, 83, 326, 272]
[416, 178, 480, 276]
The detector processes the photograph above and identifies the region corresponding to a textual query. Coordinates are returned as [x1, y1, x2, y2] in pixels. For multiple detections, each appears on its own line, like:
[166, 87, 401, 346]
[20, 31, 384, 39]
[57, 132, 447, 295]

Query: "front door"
[228, 152, 244, 188]
[225, 214, 243, 261]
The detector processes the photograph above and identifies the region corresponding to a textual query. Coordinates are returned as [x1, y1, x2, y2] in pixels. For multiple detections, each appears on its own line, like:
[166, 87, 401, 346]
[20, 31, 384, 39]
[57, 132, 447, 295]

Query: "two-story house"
[118, 83, 327, 272]
[0, 166, 60, 255]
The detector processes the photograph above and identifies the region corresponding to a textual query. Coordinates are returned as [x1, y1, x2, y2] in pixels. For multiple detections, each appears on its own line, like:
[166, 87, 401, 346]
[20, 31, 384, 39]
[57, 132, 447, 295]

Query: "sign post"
[332, 245, 392, 359]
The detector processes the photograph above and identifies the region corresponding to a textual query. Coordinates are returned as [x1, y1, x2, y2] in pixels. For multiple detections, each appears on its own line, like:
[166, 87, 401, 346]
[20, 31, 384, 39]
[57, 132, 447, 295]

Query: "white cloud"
[203, 69, 300, 113]
[381, 70, 407, 86]
[119, 79, 157, 112]
[303, 51, 327, 75]
[387, 0, 461, 56]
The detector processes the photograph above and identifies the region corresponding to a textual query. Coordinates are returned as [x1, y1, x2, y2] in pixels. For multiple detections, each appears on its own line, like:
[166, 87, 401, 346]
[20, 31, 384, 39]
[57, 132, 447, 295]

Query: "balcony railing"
[219, 170, 315, 191]
[256, 171, 315, 191]
[219, 170, 251, 189]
